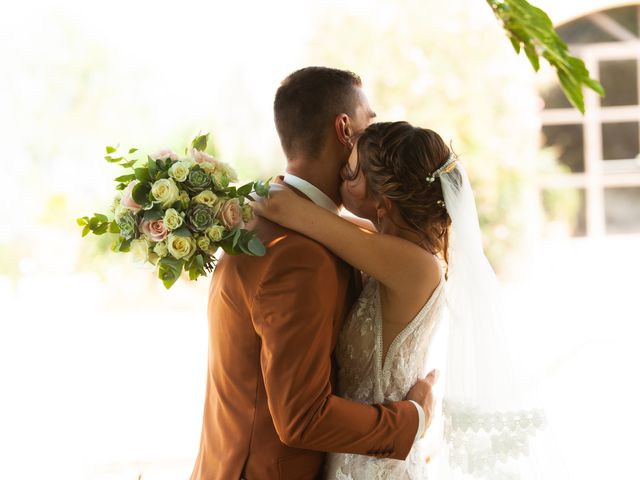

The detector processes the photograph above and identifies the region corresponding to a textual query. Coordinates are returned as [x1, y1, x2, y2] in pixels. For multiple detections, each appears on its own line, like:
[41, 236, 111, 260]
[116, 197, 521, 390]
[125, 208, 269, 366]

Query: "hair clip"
[436, 200, 446, 207]
[425, 175, 436, 184]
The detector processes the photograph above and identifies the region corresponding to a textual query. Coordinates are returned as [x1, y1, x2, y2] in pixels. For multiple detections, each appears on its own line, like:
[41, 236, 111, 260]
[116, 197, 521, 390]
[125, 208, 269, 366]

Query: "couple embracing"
[189, 66, 548, 480]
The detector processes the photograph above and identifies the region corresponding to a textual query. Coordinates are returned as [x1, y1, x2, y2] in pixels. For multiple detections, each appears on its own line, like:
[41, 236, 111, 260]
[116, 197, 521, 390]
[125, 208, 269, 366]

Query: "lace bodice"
[325, 273, 446, 480]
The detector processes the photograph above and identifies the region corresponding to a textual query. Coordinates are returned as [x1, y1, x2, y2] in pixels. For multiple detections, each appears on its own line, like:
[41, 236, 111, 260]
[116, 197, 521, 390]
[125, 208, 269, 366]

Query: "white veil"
[424, 155, 566, 479]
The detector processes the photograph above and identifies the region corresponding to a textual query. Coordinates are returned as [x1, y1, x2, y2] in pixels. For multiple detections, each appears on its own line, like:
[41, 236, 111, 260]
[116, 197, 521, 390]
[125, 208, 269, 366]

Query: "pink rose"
[219, 198, 244, 229]
[152, 148, 179, 161]
[121, 180, 142, 212]
[140, 219, 168, 242]
[191, 148, 218, 165]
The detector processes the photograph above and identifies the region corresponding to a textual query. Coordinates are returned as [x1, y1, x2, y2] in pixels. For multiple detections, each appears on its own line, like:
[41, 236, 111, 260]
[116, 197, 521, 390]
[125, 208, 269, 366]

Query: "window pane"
[599, 59, 638, 107]
[605, 6, 639, 37]
[557, 18, 619, 44]
[542, 188, 587, 237]
[541, 82, 574, 109]
[605, 187, 640, 234]
[602, 122, 639, 160]
[542, 124, 585, 173]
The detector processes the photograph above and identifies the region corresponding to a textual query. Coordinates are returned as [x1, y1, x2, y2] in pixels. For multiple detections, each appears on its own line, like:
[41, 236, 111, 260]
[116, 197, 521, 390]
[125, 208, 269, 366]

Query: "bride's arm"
[251, 187, 436, 292]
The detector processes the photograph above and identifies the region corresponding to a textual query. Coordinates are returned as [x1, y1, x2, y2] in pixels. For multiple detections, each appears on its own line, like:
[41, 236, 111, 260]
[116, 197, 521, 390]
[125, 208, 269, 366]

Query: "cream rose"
[196, 235, 211, 251]
[241, 203, 254, 223]
[206, 224, 226, 242]
[219, 198, 244, 229]
[130, 237, 150, 264]
[163, 208, 184, 231]
[166, 234, 196, 260]
[153, 241, 169, 258]
[151, 178, 180, 208]
[222, 163, 239, 183]
[193, 190, 218, 208]
[168, 161, 190, 182]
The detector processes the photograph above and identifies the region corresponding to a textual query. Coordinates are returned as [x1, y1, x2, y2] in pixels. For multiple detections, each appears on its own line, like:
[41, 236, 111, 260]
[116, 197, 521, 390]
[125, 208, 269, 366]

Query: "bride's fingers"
[425, 369, 440, 385]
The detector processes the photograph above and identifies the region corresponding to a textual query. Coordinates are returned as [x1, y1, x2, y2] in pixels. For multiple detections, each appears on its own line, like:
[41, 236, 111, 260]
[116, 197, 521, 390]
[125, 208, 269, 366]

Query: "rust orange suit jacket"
[190, 206, 419, 480]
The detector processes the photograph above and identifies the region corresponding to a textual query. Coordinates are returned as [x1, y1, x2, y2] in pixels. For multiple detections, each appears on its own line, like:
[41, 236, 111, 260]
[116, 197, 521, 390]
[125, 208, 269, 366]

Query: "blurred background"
[1, 0, 638, 478]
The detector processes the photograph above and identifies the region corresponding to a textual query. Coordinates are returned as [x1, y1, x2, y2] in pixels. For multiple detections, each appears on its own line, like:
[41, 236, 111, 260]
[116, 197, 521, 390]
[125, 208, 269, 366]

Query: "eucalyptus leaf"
[132, 182, 152, 206]
[115, 174, 136, 183]
[173, 226, 192, 237]
[248, 237, 266, 256]
[191, 133, 209, 152]
[158, 257, 184, 289]
[134, 168, 151, 182]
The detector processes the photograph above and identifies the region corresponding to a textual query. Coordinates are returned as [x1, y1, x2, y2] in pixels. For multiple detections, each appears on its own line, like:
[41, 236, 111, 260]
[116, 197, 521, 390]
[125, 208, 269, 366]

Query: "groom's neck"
[285, 159, 342, 206]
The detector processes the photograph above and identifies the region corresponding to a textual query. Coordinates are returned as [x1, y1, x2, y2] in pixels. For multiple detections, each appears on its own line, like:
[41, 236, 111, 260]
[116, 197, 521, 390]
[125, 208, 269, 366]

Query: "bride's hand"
[249, 183, 299, 225]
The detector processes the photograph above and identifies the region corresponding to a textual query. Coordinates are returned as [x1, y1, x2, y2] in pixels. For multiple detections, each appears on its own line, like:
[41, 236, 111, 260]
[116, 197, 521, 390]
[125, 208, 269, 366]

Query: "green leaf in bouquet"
[115, 183, 127, 191]
[132, 182, 152, 206]
[134, 167, 151, 182]
[237, 182, 254, 197]
[112, 237, 132, 252]
[128, 147, 138, 154]
[158, 257, 184, 289]
[106, 146, 118, 154]
[191, 132, 209, 152]
[93, 223, 109, 235]
[120, 159, 137, 168]
[254, 178, 272, 198]
[186, 254, 206, 280]
[115, 174, 136, 183]
[93, 213, 108, 223]
[76, 216, 89, 226]
[247, 236, 266, 256]
[173, 226, 192, 237]
[82, 225, 90, 237]
[232, 228, 242, 249]
[147, 156, 159, 178]
[105, 155, 124, 163]
[142, 206, 164, 222]
[109, 221, 120, 234]
[524, 43, 539, 71]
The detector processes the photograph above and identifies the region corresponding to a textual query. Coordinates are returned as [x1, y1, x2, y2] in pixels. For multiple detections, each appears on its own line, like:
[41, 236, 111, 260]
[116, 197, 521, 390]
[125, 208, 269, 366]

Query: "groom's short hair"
[274, 66, 362, 159]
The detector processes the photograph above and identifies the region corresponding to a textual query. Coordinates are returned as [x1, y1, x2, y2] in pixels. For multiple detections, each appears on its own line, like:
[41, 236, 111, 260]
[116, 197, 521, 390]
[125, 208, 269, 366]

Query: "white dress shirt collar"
[283, 173, 340, 215]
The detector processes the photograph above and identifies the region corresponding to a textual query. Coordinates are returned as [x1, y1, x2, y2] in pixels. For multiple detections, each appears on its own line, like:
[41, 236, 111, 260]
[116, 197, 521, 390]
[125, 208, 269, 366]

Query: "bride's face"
[340, 144, 378, 221]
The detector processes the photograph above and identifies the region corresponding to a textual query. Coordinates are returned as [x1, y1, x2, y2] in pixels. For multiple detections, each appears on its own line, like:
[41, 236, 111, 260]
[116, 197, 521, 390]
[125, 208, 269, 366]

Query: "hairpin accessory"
[425, 153, 458, 185]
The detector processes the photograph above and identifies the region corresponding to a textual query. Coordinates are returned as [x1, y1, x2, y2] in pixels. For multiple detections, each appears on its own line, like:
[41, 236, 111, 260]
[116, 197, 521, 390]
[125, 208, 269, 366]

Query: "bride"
[252, 121, 552, 479]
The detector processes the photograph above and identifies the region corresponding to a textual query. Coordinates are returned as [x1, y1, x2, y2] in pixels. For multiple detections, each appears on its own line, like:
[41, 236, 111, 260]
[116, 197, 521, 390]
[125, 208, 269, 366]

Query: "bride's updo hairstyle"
[348, 121, 453, 268]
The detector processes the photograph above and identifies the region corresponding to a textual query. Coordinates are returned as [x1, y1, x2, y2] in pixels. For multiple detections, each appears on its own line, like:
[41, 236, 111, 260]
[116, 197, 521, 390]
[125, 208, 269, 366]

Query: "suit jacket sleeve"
[252, 238, 418, 460]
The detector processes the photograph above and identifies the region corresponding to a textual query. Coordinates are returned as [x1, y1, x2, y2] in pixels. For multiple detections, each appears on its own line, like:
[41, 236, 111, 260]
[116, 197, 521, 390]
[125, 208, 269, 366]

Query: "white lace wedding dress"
[324, 271, 447, 480]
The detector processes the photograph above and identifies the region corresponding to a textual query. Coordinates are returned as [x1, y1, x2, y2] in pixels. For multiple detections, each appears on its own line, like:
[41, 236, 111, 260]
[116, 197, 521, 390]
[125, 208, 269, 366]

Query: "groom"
[190, 67, 436, 480]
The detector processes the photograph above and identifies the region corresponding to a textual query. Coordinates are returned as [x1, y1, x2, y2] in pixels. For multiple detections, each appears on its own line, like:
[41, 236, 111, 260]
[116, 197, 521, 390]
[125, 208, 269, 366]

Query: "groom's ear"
[334, 113, 354, 148]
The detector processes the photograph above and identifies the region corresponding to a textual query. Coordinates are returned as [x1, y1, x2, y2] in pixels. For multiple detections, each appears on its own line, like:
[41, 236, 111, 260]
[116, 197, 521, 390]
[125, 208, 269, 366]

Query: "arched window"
[540, 5, 640, 237]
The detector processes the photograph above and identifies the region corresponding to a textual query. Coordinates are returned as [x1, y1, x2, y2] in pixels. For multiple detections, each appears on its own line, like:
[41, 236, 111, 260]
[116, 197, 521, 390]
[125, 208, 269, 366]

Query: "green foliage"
[158, 256, 184, 289]
[191, 132, 209, 152]
[487, 0, 604, 113]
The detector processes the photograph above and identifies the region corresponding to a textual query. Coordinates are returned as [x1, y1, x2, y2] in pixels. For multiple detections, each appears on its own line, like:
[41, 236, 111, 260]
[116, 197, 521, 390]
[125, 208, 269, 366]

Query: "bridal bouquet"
[77, 133, 270, 289]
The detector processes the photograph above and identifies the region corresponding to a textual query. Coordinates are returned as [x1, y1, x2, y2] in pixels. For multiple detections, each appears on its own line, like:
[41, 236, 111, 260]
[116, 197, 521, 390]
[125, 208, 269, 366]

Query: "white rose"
[153, 241, 168, 258]
[196, 235, 211, 251]
[163, 208, 184, 231]
[206, 224, 226, 243]
[166, 234, 196, 260]
[151, 178, 180, 208]
[222, 164, 238, 183]
[168, 161, 190, 182]
[193, 190, 218, 208]
[130, 237, 150, 264]
[211, 170, 229, 189]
